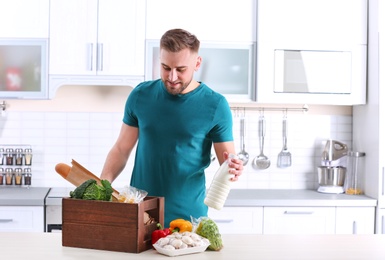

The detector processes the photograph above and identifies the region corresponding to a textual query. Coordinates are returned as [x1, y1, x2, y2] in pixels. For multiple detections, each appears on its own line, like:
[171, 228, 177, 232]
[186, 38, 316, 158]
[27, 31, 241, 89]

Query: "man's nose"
[168, 69, 178, 81]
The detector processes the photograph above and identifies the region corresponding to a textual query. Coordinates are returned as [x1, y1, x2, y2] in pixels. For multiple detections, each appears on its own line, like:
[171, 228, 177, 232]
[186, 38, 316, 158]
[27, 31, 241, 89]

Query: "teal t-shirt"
[123, 79, 233, 225]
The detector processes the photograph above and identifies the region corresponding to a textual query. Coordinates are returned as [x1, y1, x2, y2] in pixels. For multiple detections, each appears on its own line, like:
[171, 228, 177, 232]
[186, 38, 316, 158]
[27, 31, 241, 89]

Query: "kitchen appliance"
[317, 140, 348, 194]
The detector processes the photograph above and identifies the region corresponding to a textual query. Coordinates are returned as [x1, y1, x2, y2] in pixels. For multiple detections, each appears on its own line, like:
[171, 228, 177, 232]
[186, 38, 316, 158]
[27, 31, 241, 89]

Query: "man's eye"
[177, 68, 186, 73]
[162, 66, 171, 71]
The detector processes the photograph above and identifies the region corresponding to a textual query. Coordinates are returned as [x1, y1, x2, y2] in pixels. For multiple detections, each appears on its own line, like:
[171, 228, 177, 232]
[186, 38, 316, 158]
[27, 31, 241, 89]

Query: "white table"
[0, 233, 384, 259]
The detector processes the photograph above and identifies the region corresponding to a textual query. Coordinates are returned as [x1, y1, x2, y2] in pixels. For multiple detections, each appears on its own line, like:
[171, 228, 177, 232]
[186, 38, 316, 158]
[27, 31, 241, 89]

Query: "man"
[100, 28, 244, 225]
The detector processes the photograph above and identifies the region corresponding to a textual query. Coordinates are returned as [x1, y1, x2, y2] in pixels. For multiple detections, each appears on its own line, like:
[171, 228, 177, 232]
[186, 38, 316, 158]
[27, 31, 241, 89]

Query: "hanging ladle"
[237, 118, 249, 165]
[252, 114, 271, 170]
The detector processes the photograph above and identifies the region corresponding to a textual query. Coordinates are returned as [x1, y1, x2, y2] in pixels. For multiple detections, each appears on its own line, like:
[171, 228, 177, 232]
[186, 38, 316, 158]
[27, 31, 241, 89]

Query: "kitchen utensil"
[237, 118, 249, 165]
[345, 151, 366, 195]
[277, 115, 292, 168]
[55, 159, 120, 201]
[321, 140, 348, 163]
[318, 166, 346, 186]
[252, 115, 271, 170]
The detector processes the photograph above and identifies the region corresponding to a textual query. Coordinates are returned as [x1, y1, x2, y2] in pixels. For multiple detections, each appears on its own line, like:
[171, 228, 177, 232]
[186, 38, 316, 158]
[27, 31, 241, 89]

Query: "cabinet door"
[257, 0, 367, 105]
[97, 0, 145, 76]
[146, 0, 256, 42]
[0, 0, 49, 38]
[49, 0, 98, 75]
[208, 207, 263, 234]
[335, 207, 375, 234]
[0, 206, 44, 232]
[263, 207, 335, 234]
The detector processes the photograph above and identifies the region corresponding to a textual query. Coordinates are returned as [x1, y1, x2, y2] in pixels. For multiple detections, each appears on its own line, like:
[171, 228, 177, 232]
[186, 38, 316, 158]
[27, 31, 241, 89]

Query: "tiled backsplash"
[0, 111, 352, 190]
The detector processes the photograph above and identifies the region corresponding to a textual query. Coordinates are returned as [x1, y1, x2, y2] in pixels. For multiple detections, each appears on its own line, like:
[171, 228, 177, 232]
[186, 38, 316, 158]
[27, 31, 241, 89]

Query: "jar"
[345, 151, 366, 195]
[0, 168, 4, 185]
[14, 168, 23, 185]
[0, 148, 4, 165]
[5, 148, 14, 165]
[5, 168, 13, 185]
[15, 148, 23, 166]
[24, 168, 32, 186]
[24, 148, 32, 166]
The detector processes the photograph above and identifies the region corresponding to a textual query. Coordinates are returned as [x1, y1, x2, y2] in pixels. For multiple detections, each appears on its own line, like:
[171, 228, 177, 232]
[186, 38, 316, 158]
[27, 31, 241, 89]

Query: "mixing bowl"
[317, 166, 346, 186]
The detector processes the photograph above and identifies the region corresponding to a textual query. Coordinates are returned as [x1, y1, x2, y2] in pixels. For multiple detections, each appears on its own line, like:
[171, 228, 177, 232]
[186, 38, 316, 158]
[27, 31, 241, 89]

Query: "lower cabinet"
[335, 207, 375, 234]
[0, 206, 44, 232]
[263, 207, 336, 234]
[208, 207, 263, 234]
[212, 206, 376, 234]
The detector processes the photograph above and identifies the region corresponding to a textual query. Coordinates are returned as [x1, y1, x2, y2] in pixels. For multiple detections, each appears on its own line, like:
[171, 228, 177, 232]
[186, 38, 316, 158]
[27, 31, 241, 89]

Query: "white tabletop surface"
[1, 232, 384, 259]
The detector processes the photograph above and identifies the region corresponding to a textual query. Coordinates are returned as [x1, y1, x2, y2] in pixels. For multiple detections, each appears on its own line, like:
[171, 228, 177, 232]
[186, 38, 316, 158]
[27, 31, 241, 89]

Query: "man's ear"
[195, 56, 202, 71]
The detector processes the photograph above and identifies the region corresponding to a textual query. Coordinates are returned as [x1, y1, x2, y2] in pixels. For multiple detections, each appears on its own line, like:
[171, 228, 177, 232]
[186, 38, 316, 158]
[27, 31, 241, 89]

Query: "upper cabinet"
[48, 0, 145, 98]
[257, 0, 368, 105]
[0, 0, 49, 38]
[145, 0, 256, 42]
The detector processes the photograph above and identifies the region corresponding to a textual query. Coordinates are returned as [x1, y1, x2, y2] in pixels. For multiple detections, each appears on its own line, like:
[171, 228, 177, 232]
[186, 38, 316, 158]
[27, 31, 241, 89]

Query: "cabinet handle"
[88, 43, 94, 71]
[352, 221, 357, 234]
[0, 219, 13, 223]
[382, 167, 384, 196]
[97, 43, 104, 71]
[382, 215, 385, 234]
[212, 219, 234, 223]
[284, 211, 314, 215]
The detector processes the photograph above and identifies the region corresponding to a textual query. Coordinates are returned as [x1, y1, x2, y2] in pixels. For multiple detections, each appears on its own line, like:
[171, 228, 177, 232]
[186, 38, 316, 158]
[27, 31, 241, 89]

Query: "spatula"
[277, 115, 292, 168]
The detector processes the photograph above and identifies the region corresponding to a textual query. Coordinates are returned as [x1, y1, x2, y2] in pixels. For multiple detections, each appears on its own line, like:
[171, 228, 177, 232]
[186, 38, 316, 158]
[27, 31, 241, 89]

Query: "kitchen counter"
[225, 189, 377, 207]
[0, 187, 50, 206]
[1, 232, 384, 259]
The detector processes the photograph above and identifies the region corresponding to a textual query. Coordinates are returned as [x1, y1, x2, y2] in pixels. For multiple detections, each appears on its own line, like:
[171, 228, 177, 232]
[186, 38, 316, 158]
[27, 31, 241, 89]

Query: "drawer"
[263, 206, 336, 234]
[0, 206, 44, 232]
[208, 207, 263, 234]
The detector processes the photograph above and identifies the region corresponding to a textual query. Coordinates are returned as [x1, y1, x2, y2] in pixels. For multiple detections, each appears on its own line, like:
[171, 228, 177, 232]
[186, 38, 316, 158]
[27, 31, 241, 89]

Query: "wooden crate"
[62, 196, 164, 253]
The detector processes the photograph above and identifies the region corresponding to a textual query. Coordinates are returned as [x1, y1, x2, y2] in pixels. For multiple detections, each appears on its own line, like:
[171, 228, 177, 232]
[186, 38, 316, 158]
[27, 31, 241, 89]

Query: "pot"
[317, 166, 346, 186]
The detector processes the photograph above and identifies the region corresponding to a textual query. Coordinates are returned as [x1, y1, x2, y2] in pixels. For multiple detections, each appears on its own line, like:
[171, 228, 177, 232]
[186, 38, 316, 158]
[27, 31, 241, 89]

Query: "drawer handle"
[212, 219, 234, 223]
[284, 211, 314, 215]
[0, 219, 13, 223]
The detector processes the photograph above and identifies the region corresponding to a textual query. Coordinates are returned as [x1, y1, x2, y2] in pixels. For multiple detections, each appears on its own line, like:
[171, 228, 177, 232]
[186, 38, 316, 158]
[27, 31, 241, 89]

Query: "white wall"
[0, 85, 352, 191]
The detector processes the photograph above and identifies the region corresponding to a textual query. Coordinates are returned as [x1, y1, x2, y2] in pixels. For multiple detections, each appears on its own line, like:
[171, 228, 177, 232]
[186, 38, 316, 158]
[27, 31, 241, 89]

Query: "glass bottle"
[0, 168, 4, 185]
[0, 148, 4, 165]
[345, 151, 366, 195]
[5, 148, 14, 165]
[24, 148, 32, 166]
[204, 154, 237, 210]
[5, 168, 13, 185]
[15, 148, 23, 165]
[24, 168, 32, 186]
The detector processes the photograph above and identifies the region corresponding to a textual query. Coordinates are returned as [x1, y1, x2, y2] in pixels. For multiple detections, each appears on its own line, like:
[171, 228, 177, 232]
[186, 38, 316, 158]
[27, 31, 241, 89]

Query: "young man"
[100, 29, 244, 225]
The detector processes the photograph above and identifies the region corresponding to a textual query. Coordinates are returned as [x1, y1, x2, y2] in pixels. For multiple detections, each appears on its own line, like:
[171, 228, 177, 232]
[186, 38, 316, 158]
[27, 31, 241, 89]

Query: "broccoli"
[195, 217, 223, 251]
[70, 179, 113, 201]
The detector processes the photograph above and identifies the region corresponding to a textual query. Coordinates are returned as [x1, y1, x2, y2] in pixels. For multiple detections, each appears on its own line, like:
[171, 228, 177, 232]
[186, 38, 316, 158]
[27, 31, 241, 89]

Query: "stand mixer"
[317, 140, 348, 194]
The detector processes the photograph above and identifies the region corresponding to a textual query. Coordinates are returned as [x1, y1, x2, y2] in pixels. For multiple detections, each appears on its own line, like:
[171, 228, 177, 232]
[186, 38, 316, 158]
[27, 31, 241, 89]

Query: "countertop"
[1, 232, 384, 259]
[0, 187, 50, 206]
[224, 189, 377, 207]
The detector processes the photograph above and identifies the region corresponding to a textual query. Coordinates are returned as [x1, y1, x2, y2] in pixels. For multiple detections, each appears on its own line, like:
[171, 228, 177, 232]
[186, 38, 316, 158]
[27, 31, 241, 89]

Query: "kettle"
[321, 140, 348, 162]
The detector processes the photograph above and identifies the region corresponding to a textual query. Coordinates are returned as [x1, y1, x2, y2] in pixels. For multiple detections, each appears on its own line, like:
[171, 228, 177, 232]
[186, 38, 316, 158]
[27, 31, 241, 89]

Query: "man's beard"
[163, 78, 192, 95]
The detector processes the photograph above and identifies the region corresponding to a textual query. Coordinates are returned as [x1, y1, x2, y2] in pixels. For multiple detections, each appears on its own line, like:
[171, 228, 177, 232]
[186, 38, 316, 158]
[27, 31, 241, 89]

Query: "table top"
[1, 232, 384, 259]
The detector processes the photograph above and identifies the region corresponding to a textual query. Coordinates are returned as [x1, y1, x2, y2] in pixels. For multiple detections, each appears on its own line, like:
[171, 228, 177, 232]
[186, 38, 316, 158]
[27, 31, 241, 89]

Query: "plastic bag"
[118, 185, 148, 203]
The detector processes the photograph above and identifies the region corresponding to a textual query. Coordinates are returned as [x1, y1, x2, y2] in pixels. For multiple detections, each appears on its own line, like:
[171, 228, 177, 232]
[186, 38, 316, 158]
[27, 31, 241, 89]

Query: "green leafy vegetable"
[195, 217, 223, 251]
[70, 179, 113, 201]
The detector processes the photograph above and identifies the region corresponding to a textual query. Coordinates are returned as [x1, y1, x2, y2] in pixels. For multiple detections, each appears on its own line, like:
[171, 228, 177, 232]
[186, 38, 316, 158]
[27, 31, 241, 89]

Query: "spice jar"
[5, 148, 14, 165]
[5, 168, 13, 185]
[0, 148, 4, 165]
[15, 148, 23, 166]
[0, 168, 4, 185]
[24, 168, 32, 186]
[345, 151, 366, 195]
[14, 168, 23, 185]
[24, 148, 32, 166]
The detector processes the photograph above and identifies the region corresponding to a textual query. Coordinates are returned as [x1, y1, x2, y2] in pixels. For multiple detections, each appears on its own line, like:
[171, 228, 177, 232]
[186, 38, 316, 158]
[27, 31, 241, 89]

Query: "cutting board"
[55, 159, 120, 201]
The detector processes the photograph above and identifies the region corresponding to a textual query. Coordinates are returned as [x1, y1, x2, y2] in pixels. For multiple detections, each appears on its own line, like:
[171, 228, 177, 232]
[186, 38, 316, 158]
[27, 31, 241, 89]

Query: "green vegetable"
[70, 179, 113, 201]
[195, 217, 223, 251]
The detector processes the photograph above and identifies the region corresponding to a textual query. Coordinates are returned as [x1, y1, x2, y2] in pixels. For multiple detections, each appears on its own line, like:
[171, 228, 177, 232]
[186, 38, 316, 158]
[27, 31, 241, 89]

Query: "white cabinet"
[145, 0, 256, 42]
[352, 0, 384, 233]
[335, 207, 375, 234]
[49, 0, 145, 97]
[257, 0, 367, 105]
[0, 206, 44, 232]
[208, 207, 263, 234]
[0, 0, 49, 38]
[263, 207, 336, 234]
